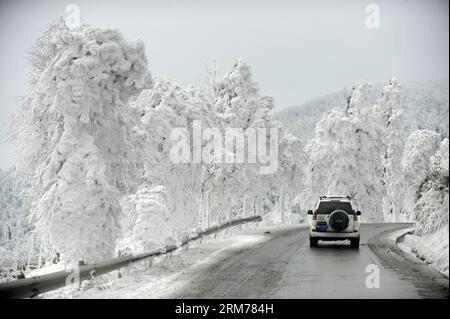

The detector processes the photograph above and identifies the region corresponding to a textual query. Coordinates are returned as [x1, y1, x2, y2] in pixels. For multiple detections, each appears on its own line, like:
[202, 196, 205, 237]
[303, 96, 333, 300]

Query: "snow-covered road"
[45, 223, 448, 299]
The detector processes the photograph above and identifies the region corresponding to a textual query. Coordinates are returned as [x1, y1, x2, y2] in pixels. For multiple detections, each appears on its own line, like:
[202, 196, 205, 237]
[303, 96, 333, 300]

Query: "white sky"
[0, 0, 448, 169]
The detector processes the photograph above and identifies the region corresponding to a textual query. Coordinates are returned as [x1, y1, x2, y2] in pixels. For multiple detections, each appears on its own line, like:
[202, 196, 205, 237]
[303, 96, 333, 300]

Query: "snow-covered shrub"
[0, 246, 19, 283]
[10, 19, 152, 265]
[121, 183, 171, 251]
[0, 169, 30, 250]
[401, 129, 442, 218]
[0, 168, 37, 269]
[407, 138, 449, 275]
[413, 138, 449, 234]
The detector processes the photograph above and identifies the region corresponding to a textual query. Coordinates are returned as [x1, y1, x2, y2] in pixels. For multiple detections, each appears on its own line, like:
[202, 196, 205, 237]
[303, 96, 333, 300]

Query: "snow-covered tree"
[213, 60, 273, 129]
[10, 20, 152, 265]
[124, 59, 305, 246]
[274, 81, 449, 142]
[300, 81, 385, 221]
[7, 17, 307, 262]
[135, 61, 270, 232]
[203, 60, 306, 225]
[270, 131, 308, 223]
[373, 78, 405, 221]
[208, 60, 274, 222]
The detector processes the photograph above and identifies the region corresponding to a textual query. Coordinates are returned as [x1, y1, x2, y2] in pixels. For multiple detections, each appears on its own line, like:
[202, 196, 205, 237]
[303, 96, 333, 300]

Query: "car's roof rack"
[319, 195, 351, 200]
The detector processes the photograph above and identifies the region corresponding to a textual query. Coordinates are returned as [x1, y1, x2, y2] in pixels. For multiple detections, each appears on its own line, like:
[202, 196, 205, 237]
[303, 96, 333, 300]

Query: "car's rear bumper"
[310, 231, 360, 239]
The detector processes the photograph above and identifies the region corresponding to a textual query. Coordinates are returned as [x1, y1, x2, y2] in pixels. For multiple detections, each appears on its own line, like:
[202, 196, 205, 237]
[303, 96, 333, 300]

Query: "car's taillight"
[353, 215, 358, 221]
[312, 209, 318, 220]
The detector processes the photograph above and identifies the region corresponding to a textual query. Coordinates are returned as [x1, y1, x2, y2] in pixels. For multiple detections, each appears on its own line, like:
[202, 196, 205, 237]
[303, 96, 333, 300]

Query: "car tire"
[350, 238, 360, 248]
[310, 237, 318, 248]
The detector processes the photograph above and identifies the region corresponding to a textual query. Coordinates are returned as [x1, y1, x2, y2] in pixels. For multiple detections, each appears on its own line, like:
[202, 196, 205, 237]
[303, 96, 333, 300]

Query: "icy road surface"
[48, 223, 448, 299]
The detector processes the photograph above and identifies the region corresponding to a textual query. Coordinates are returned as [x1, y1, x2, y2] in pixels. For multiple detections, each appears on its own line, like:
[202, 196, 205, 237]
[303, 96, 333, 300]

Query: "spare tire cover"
[329, 210, 349, 231]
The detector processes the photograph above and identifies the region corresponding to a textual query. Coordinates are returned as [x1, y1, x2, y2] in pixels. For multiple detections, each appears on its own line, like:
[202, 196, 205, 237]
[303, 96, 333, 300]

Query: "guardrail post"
[146, 257, 153, 268]
[117, 251, 123, 279]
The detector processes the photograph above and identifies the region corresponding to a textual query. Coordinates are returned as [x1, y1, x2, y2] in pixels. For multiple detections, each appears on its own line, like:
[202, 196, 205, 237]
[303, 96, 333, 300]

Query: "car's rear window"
[316, 201, 354, 215]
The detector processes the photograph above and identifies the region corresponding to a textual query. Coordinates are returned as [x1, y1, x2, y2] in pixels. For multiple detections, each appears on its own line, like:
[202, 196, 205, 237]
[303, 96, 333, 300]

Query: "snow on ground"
[25, 263, 66, 278]
[38, 224, 304, 299]
[397, 227, 449, 277]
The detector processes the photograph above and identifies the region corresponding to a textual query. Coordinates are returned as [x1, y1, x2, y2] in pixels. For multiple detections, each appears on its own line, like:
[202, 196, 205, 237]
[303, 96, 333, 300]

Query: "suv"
[308, 196, 361, 248]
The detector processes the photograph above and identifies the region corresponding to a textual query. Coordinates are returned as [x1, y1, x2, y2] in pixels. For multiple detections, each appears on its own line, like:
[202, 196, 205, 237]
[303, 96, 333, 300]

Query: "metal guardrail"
[0, 215, 262, 299]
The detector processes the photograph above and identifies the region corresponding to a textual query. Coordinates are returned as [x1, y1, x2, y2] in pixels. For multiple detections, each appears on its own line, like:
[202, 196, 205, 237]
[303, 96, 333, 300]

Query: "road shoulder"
[368, 227, 449, 299]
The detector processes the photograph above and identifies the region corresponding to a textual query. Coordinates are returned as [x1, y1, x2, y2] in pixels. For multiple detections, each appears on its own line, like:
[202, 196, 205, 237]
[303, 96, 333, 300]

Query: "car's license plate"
[316, 223, 328, 231]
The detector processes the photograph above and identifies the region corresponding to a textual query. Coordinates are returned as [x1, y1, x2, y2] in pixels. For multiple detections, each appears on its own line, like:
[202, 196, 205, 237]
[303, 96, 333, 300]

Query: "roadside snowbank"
[398, 227, 449, 277]
[399, 137, 449, 277]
